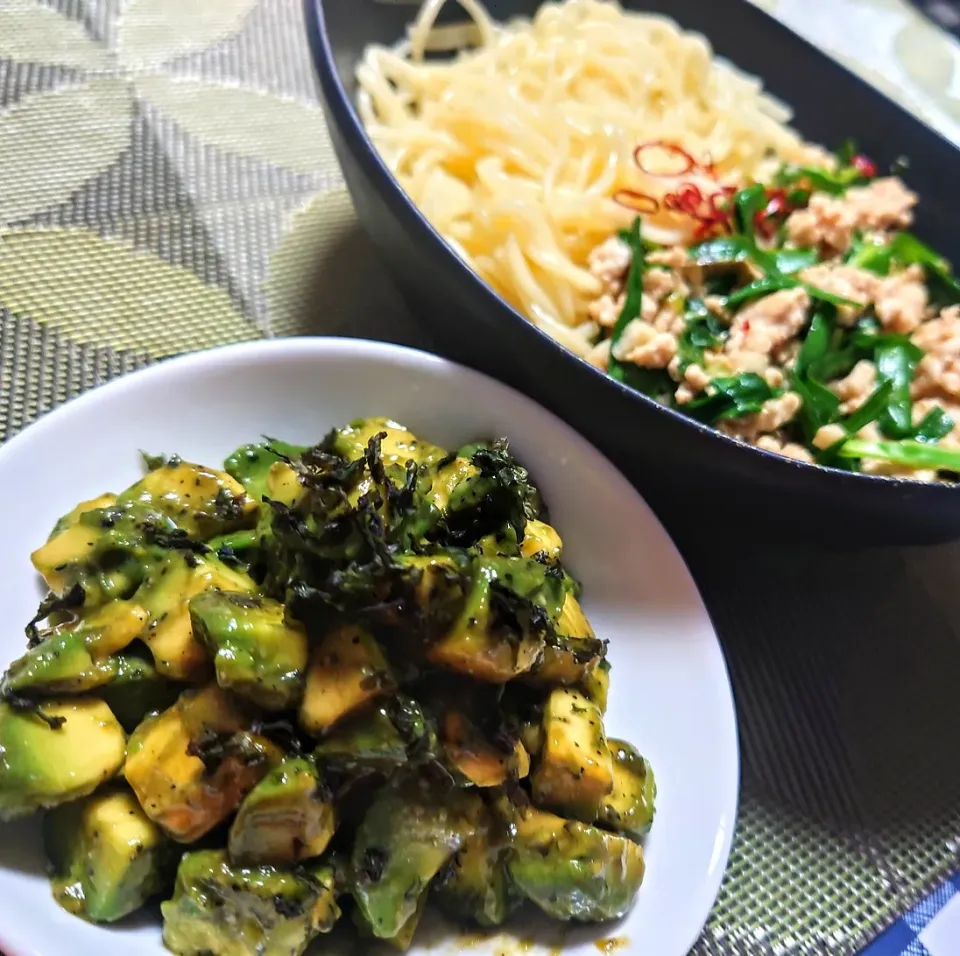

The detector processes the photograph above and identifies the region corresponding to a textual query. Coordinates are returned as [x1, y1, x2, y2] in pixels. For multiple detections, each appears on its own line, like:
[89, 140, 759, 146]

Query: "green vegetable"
[891, 231, 960, 305]
[44, 785, 173, 923]
[690, 235, 754, 267]
[839, 438, 960, 472]
[685, 374, 780, 425]
[189, 590, 308, 710]
[774, 159, 869, 196]
[161, 850, 340, 956]
[842, 380, 894, 435]
[733, 184, 768, 238]
[607, 217, 650, 389]
[915, 407, 955, 443]
[875, 341, 923, 439]
[774, 247, 819, 275]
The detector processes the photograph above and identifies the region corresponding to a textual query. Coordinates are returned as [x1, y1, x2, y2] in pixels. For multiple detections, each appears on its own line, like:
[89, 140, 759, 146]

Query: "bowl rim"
[0, 335, 740, 956]
[303, 0, 960, 498]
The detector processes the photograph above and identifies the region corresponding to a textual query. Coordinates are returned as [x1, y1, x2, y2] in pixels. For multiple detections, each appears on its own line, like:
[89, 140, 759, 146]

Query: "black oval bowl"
[305, 0, 960, 546]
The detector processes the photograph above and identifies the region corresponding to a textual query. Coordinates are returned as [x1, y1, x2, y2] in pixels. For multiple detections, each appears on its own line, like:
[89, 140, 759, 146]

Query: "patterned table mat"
[1, 1, 960, 954]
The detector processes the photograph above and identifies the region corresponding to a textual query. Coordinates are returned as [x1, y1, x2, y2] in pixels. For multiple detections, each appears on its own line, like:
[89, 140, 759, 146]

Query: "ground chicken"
[612, 318, 678, 368]
[724, 286, 810, 361]
[587, 236, 631, 289]
[799, 263, 877, 323]
[911, 306, 960, 399]
[813, 423, 846, 450]
[832, 360, 877, 414]
[721, 391, 803, 441]
[874, 265, 928, 334]
[589, 292, 623, 328]
[785, 177, 917, 254]
[586, 337, 611, 371]
[754, 434, 815, 464]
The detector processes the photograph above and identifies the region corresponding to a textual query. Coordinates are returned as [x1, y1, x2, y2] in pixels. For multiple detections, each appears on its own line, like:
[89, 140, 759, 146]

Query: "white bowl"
[0, 337, 738, 956]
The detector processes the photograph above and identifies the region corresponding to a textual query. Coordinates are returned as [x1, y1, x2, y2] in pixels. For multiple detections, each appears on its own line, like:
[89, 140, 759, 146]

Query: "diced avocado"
[116, 460, 257, 540]
[265, 462, 305, 507]
[598, 739, 656, 840]
[441, 710, 529, 788]
[353, 888, 428, 952]
[427, 558, 562, 683]
[531, 687, 613, 823]
[43, 784, 172, 922]
[189, 591, 308, 710]
[224, 441, 307, 502]
[299, 624, 394, 735]
[507, 806, 645, 922]
[49, 493, 118, 538]
[424, 455, 481, 515]
[161, 850, 340, 956]
[351, 779, 480, 940]
[31, 503, 177, 605]
[3, 601, 149, 697]
[528, 592, 605, 686]
[228, 756, 336, 865]
[138, 552, 258, 681]
[332, 418, 444, 467]
[314, 696, 434, 776]
[100, 649, 185, 732]
[0, 698, 126, 819]
[434, 810, 519, 927]
[520, 519, 563, 562]
[124, 685, 279, 842]
[580, 658, 611, 714]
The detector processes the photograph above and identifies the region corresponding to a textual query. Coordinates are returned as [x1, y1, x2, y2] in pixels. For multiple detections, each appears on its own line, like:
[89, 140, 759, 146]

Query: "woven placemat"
[1, 1, 959, 953]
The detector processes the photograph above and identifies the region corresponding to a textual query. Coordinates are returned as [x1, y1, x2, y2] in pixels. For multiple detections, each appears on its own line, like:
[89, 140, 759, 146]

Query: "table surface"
[1, 1, 959, 955]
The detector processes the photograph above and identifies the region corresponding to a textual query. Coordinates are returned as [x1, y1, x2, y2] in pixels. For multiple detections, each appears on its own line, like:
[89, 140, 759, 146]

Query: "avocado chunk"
[189, 591, 308, 710]
[598, 739, 656, 840]
[580, 658, 611, 714]
[124, 685, 280, 842]
[31, 503, 177, 607]
[117, 460, 257, 540]
[99, 649, 185, 732]
[427, 557, 564, 683]
[224, 441, 307, 501]
[527, 593, 605, 686]
[228, 756, 336, 865]
[299, 624, 394, 735]
[331, 417, 445, 467]
[519, 518, 563, 562]
[433, 808, 519, 928]
[0, 698, 126, 820]
[314, 696, 435, 778]
[43, 784, 172, 922]
[440, 709, 530, 788]
[3, 601, 149, 697]
[507, 806, 646, 922]
[531, 687, 613, 822]
[49, 493, 118, 539]
[137, 551, 258, 681]
[351, 779, 480, 940]
[161, 850, 340, 956]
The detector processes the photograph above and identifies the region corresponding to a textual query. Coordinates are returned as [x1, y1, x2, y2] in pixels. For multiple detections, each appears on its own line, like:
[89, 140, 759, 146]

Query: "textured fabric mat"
[1, 1, 959, 953]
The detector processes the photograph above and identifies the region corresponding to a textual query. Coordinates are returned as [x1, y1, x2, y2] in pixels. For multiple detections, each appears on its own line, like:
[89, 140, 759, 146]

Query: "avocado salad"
[0, 417, 655, 955]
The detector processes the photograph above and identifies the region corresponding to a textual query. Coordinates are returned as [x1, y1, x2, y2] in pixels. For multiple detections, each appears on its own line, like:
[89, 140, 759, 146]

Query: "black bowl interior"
[307, 0, 960, 546]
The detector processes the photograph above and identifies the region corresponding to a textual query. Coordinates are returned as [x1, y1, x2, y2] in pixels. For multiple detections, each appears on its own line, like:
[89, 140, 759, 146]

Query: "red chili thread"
[852, 153, 877, 178]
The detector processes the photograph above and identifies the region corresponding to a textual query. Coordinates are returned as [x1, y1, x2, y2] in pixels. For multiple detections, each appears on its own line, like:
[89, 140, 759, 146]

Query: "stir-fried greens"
[0, 418, 655, 955]
[591, 142, 960, 482]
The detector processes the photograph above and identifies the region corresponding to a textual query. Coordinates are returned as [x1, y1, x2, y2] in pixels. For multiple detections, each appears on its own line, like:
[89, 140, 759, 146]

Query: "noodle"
[357, 0, 826, 355]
